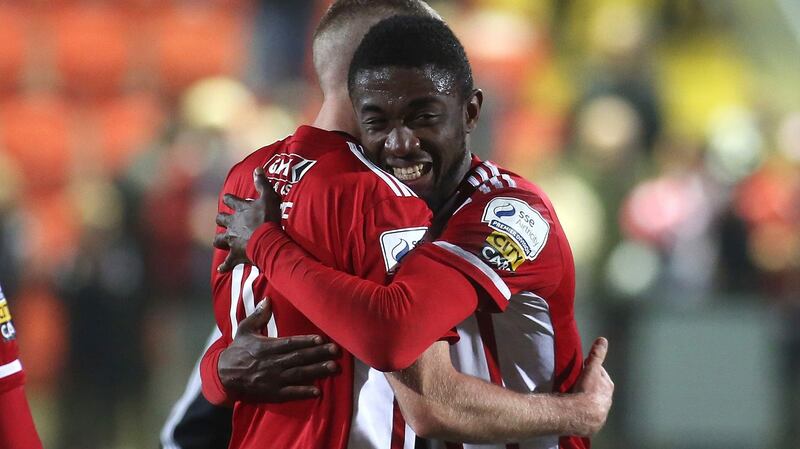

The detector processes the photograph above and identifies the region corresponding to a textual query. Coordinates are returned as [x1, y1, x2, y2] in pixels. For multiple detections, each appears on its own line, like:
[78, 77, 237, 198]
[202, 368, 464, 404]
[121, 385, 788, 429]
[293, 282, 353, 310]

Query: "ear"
[464, 89, 483, 133]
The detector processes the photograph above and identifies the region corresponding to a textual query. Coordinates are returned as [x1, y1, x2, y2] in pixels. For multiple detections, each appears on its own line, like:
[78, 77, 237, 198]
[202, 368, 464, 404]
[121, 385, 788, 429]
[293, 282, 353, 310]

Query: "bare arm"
[387, 338, 613, 443]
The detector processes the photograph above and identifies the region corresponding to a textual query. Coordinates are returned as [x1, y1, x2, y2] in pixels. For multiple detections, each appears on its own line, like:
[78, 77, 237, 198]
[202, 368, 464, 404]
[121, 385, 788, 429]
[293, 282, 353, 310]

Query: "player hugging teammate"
[162, 2, 614, 449]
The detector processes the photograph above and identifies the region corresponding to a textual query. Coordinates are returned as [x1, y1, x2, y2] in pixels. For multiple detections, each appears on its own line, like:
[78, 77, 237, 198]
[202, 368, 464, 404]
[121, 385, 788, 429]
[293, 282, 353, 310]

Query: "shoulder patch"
[379, 227, 427, 273]
[0, 298, 16, 341]
[263, 153, 317, 196]
[481, 197, 549, 261]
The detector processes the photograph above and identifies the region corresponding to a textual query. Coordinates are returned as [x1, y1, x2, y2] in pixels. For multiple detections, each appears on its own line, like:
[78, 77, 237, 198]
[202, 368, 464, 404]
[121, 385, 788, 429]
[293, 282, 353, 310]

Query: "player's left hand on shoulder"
[214, 168, 283, 272]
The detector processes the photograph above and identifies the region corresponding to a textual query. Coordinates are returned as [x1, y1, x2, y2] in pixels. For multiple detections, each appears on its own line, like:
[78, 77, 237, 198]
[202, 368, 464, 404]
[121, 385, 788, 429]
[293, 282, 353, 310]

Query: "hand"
[218, 298, 340, 403]
[214, 167, 283, 272]
[572, 337, 614, 436]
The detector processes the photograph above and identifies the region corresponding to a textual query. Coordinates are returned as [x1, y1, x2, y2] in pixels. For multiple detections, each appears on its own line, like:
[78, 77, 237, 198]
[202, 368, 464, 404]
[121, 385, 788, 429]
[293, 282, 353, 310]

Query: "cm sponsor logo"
[0, 299, 16, 341]
[481, 231, 526, 271]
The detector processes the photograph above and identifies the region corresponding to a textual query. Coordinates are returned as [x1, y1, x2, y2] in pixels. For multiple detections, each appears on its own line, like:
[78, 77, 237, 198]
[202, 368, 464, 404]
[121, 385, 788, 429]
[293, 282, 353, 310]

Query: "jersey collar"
[293, 125, 358, 146]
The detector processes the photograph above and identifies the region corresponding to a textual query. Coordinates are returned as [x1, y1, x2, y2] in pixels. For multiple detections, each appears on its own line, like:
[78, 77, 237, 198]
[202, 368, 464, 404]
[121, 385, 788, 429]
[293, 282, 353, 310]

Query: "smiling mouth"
[392, 163, 432, 182]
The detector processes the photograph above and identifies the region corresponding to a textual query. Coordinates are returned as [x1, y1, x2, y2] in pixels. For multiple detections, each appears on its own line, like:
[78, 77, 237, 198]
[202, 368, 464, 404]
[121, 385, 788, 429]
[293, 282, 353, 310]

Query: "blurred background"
[0, 0, 798, 448]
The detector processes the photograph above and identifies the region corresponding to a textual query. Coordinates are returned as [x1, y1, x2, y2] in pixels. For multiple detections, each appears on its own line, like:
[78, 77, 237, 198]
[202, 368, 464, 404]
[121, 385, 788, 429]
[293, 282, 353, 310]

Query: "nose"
[384, 126, 420, 157]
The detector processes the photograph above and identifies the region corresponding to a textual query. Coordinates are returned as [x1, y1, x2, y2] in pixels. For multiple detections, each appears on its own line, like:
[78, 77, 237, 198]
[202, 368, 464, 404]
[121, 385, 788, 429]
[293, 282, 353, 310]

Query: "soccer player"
[163, 2, 447, 447]
[215, 14, 611, 449]
[0, 283, 44, 449]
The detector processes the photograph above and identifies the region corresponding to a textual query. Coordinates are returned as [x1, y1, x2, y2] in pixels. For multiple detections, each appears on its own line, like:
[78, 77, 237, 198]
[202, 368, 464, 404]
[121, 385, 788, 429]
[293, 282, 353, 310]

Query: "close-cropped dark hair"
[314, 0, 434, 41]
[348, 15, 474, 99]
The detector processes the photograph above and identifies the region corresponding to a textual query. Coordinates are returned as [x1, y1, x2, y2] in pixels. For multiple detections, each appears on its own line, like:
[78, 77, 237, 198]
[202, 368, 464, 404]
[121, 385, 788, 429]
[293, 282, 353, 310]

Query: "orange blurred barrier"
[26, 189, 80, 273]
[151, 5, 247, 95]
[89, 93, 165, 175]
[0, 6, 28, 93]
[494, 106, 565, 170]
[0, 94, 73, 190]
[49, 5, 132, 96]
[13, 283, 68, 391]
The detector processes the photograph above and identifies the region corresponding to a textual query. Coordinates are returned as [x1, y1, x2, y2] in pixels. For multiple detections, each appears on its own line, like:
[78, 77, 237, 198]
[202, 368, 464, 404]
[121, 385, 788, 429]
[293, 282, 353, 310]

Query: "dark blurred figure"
[56, 178, 147, 449]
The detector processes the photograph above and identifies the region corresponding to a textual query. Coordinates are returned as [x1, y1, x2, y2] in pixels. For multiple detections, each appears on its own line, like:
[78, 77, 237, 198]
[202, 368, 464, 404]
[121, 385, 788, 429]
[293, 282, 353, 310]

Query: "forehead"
[352, 66, 459, 106]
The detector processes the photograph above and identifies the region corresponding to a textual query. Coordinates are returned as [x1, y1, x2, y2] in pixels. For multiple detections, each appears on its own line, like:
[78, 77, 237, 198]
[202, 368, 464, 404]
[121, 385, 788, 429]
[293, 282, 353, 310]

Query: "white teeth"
[392, 164, 425, 181]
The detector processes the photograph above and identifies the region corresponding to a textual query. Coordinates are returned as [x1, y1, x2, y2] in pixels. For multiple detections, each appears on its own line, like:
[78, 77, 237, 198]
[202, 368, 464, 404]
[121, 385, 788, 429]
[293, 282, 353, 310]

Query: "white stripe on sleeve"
[485, 161, 501, 177]
[432, 241, 511, 300]
[0, 359, 22, 379]
[475, 166, 490, 182]
[347, 142, 416, 197]
[501, 174, 517, 188]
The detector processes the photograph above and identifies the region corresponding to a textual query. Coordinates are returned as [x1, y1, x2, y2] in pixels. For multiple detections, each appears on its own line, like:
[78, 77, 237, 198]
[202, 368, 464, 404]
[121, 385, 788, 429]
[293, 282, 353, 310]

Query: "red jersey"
[0, 284, 44, 449]
[0, 285, 22, 393]
[200, 126, 450, 449]
[243, 157, 586, 449]
[424, 158, 587, 449]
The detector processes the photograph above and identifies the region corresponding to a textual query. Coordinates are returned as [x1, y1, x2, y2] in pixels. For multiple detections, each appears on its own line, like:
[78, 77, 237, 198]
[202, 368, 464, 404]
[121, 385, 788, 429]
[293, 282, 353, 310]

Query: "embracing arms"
[215, 168, 479, 371]
[389, 338, 614, 442]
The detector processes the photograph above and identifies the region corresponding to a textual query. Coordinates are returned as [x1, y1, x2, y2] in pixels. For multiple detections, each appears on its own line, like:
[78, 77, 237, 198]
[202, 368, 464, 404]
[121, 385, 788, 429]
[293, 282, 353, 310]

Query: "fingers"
[279, 360, 339, 384]
[223, 193, 248, 211]
[236, 299, 273, 334]
[273, 385, 321, 402]
[585, 337, 609, 369]
[254, 167, 270, 197]
[262, 336, 334, 357]
[213, 232, 230, 250]
[216, 212, 231, 229]
[217, 252, 239, 273]
[267, 342, 339, 367]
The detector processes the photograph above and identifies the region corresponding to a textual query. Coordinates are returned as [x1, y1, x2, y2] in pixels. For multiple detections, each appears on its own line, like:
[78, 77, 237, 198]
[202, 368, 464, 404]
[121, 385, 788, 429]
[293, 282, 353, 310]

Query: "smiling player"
[215, 15, 612, 449]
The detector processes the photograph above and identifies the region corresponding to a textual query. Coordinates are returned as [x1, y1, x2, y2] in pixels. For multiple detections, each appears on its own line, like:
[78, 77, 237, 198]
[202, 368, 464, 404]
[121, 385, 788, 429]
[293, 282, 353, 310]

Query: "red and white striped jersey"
[0, 283, 44, 449]
[422, 157, 588, 449]
[0, 284, 23, 394]
[200, 126, 433, 449]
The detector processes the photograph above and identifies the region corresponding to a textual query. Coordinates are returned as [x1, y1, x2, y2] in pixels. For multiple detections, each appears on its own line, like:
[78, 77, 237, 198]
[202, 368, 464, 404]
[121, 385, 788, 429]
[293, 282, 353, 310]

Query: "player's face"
[351, 66, 482, 211]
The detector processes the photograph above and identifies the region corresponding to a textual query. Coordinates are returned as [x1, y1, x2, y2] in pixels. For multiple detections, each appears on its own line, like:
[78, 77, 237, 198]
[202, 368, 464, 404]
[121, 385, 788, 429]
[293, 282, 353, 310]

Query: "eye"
[415, 113, 438, 121]
[362, 117, 387, 131]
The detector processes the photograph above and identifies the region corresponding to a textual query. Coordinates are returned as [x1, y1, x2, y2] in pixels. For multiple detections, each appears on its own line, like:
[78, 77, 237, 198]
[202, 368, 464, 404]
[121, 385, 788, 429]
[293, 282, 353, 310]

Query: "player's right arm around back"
[215, 299, 339, 403]
[386, 338, 614, 442]
[203, 164, 339, 405]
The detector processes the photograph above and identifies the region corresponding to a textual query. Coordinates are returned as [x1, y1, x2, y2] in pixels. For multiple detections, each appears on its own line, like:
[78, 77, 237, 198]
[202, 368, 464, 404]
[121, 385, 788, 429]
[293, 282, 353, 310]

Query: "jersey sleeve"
[0, 289, 23, 395]
[0, 287, 44, 449]
[246, 196, 478, 372]
[0, 386, 44, 449]
[425, 189, 566, 310]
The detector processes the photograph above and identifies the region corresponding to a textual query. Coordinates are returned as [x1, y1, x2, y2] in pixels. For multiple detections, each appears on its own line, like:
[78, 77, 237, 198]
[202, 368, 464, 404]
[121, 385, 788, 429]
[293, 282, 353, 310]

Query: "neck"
[312, 93, 359, 136]
[430, 151, 473, 213]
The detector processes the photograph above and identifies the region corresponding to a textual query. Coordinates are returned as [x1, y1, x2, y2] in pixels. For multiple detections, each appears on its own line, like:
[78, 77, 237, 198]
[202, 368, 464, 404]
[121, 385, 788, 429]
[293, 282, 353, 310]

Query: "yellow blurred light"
[228, 104, 298, 161]
[705, 105, 764, 184]
[0, 152, 22, 211]
[776, 112, 800, 162]
[536, 171, 606, 267]
[588, 2, 648, 60]
[180, 76, 256, 131]
[606, 239, 661, 298]
[69, 177, 124, 231]
[576, 95, 642, 166]
[658, 38, 751, 139]
[474, 0, 552, 20]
